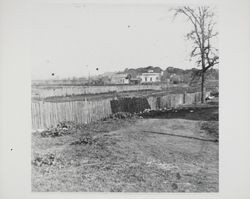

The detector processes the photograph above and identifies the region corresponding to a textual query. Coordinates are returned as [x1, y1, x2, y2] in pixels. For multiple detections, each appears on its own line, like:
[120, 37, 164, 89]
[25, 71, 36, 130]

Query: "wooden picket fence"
[31, 99, 112, 130]
[146, 92, 207, 110]
[31, 91, 208, 130]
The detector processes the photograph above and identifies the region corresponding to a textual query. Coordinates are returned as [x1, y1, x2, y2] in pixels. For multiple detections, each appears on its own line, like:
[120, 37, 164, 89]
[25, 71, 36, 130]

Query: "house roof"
[141, 72, 161, 76]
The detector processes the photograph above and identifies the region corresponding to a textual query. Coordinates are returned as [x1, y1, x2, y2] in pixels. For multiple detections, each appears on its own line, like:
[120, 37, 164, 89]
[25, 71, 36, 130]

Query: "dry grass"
[32, 107, 218, 192]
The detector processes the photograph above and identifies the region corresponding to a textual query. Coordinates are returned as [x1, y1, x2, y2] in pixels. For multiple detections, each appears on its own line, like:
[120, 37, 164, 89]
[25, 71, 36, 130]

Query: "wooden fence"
[147, 92, 205, 110]
[32, 84, 163, 98]
[31, 92, 209, 130]
[31, 99, 112, 130]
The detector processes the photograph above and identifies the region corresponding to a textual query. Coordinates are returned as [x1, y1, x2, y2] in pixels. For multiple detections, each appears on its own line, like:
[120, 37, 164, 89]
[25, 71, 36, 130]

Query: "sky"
[31, 1, 218, 80]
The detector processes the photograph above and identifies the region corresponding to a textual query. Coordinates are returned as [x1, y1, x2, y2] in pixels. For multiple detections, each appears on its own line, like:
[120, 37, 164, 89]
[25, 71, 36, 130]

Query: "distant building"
[110, 73, 130, 84]
[129, 77, 141, 85]
[139, 70, 162, 83]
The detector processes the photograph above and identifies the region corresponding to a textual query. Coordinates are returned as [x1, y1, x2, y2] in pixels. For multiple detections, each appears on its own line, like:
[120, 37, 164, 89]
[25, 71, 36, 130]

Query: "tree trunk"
[201, 72, 205, 103]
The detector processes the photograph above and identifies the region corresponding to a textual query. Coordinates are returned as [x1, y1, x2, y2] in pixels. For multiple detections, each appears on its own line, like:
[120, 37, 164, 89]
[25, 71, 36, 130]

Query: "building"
[129, 77, 141, 85]
[139, 70, 162, 83]
[110, 73, 130, 84]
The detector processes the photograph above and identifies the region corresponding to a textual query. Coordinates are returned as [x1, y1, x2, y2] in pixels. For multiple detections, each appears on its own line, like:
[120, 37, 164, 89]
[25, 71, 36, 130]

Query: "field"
[32, 104, 219, 192]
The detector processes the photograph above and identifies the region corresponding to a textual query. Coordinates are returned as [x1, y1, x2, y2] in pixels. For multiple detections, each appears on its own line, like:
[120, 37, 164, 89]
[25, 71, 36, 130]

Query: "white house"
[139, 70, 162, 83]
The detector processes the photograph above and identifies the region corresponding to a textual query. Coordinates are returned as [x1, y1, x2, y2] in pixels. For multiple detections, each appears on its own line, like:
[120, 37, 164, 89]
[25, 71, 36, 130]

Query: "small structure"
[129, 77, 141, 85]
[110, 73, 130, 84]
[139, 70, 162, 83]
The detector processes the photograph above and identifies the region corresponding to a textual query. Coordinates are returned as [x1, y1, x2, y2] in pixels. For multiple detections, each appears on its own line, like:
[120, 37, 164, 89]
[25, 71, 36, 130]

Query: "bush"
[32, 153, 56, 167]
[70, 134, 94, 145]
[40, 121, 77, 137]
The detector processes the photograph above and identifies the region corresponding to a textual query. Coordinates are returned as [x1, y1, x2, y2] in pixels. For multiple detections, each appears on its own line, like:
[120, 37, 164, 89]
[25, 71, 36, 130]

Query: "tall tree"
[172, 6, 219, 102]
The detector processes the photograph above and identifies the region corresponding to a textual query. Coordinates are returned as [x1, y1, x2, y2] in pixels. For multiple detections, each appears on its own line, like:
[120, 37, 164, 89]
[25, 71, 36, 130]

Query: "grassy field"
[32, 105, 218, 192]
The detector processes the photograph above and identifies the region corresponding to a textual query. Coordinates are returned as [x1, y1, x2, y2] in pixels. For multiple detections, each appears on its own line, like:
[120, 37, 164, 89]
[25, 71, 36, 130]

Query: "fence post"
[183, 91, 187, 104]
[204, 87, 206, 99]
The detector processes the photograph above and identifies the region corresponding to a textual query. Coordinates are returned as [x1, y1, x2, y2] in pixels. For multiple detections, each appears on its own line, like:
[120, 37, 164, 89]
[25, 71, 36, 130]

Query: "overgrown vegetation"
[40, 122, 78, 137]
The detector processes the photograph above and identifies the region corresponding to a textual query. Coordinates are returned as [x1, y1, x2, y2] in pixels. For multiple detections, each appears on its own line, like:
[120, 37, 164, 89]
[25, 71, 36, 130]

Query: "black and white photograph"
[31, 2, 219, 192]
[1, 0, 250, 198]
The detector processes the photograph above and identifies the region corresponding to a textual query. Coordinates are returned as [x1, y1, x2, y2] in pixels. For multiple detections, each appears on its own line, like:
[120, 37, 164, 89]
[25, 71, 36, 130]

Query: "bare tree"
[172, 6, 219, 103]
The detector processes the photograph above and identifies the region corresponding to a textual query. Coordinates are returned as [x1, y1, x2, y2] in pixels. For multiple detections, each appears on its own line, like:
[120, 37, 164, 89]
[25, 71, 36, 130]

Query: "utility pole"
[85, 65, 90, 86]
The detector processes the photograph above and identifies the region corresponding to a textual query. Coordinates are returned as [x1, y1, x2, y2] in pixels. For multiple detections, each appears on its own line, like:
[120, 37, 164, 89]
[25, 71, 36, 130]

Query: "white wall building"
[139, 70, 162, 83]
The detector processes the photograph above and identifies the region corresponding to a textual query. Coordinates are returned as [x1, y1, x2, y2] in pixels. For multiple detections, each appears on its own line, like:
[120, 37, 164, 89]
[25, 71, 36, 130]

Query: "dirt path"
[32, 118, 218, 192]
